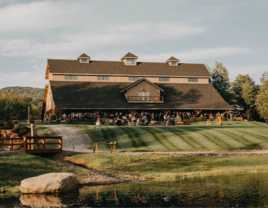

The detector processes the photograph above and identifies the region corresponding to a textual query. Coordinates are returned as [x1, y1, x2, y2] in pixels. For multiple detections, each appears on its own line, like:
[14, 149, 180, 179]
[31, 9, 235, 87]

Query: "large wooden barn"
[42, 52, 231, 119]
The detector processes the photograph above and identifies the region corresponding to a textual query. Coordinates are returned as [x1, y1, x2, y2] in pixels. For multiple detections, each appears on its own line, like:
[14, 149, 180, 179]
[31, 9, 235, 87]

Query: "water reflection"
[2, 172, 268, 207]
[20, 192, 79, 207]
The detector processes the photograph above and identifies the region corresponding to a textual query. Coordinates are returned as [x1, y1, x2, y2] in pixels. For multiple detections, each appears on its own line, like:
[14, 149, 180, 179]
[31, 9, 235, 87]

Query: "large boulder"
[20, 173, 79, 193]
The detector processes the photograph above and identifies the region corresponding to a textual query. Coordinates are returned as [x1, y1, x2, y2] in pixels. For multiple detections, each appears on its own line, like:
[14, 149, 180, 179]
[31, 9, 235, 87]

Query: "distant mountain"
[0, 87, 45, 99]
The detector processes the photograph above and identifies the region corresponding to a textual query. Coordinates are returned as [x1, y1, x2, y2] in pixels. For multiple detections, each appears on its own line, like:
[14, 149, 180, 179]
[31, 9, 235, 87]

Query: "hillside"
[0, 87, 44, 98]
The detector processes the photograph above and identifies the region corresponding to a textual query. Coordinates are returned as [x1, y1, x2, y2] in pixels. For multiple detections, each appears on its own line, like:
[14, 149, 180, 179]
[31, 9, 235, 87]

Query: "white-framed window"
[138, 91, 149, 101]
[97, 76, 109, 80]
[81, 59, 88, 62]
[129, 77, 140, 81]
[126, 58, 134, 64]
[65, 75, 77, 80]
[159, 77, 169, 81]
[188, 78, 198, 82]
[171, 61, 177, 65]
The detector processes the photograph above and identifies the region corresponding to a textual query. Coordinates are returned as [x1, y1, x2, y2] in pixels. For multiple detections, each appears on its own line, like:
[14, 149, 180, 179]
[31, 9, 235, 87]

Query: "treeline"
[0, 92, 43, 121]
[0, 87, 44, 98]
[208, 61, 268, 122]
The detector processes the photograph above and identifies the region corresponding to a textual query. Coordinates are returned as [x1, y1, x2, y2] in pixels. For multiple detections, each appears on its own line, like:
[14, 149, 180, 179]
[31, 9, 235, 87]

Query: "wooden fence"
[0, 136, 62, 154]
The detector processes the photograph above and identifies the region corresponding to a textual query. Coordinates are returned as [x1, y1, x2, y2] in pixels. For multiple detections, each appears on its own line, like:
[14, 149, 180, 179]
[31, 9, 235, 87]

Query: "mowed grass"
[68, 154, 268, 180]
[75, 121, 268, 152]
[0, 153, 85, 193]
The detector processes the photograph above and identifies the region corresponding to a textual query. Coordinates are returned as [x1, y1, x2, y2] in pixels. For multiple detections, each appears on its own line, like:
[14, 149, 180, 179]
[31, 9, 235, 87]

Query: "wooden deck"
[0, 136, 62, 154]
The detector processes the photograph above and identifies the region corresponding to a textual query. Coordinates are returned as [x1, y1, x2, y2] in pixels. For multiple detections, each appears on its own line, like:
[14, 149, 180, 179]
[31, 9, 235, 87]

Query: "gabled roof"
[47, 59, 211, 77]
[77, 53, 90, 60]
[165, 56, 179, 63]
[120, 78, 164, 93]
[121, 52, 138, 61]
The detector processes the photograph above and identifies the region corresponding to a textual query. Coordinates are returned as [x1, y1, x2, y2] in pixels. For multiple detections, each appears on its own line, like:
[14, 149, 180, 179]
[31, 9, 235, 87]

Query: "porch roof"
[50, 81, 232, 110]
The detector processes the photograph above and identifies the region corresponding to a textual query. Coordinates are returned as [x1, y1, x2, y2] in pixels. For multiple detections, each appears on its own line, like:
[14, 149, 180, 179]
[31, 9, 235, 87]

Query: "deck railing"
[127, 96, 164, 102]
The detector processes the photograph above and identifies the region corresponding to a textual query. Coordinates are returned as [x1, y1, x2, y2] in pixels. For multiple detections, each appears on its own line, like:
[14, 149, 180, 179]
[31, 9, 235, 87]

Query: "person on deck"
[218, 116, 222, 125]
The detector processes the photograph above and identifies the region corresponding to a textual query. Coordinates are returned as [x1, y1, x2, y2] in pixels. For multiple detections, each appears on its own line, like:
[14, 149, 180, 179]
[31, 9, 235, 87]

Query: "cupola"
[77, 53, 91, 63]
[165, 56, 179, 66]
[121, 52, 138, 66]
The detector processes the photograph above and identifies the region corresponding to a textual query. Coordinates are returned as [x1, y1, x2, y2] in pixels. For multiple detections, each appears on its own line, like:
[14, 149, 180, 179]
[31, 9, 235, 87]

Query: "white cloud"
[0, 22, 204, 58]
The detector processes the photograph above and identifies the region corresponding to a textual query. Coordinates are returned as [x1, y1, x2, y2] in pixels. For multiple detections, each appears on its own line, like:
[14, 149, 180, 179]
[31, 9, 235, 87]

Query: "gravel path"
[48, 125, 92, 153]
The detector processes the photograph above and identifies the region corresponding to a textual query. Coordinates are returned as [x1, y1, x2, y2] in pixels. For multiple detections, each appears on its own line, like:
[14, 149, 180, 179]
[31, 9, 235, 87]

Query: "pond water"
[2, 172, 268, 207]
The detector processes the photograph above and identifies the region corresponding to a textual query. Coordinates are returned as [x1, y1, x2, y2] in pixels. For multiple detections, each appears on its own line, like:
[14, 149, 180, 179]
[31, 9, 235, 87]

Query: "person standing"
[164, 114, 167, 126]
[63, 113, 66, 121]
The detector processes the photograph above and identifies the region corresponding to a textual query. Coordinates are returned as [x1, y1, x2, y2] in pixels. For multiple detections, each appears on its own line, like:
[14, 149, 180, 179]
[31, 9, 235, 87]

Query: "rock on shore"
[20, 173, 79, 193]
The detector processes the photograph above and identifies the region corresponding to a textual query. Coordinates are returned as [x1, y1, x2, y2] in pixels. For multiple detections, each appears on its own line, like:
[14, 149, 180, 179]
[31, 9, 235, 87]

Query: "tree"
[53, 103, 63, 120]
[256, 80, 268, 123]
[260, 72, 268, 83]
[208, 61, 231, 103]
[230, 74, 257, 109]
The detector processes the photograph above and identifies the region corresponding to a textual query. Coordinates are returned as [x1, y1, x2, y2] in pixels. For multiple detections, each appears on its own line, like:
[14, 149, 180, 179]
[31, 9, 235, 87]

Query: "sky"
[0, 0, 267, 88]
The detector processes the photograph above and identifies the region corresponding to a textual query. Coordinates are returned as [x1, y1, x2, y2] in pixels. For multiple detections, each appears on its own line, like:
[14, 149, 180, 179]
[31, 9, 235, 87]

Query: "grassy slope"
[68, 154, 268, 180]
[75, 121, 268, 152]
[0, 154, 85, 193]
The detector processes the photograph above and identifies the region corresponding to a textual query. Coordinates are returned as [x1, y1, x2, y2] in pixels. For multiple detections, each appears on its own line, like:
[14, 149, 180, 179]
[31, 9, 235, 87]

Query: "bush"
[231, 118, 235, 121]
[189, 117, 197, 122]
[222, 117, 228, 121]
[2, 124, 13, 129]
[199, 116, 206, 121]
[12, 125, 21, 134]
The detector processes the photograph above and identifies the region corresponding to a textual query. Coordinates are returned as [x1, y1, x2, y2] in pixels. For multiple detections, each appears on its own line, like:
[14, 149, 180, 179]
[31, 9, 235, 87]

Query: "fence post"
[42, 137, 45, 153]
[59, 137, 62, 150]
[10, 139, 13, 151]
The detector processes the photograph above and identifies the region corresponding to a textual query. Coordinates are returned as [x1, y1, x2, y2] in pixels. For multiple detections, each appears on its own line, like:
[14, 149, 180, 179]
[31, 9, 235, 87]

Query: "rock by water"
[20, 173, 79, 193]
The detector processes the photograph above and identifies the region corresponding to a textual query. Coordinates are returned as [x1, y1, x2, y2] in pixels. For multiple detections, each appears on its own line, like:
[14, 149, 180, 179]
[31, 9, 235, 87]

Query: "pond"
[2, 172, 268, 207]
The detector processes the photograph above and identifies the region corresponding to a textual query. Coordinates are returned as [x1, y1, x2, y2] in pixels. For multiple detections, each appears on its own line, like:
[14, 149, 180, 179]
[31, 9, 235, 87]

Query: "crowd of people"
[58, 110, 246, 126]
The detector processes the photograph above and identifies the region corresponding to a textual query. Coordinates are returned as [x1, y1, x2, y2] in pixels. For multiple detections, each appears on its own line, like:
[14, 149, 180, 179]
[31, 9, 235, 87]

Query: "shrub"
[12, 125, 21, 134]
[2, 124, 13, 129]
[189, 117, 197, 122]
[222, 117, 228, 121]
[231, 118, 235, 121]
[199, 116, 206, 121]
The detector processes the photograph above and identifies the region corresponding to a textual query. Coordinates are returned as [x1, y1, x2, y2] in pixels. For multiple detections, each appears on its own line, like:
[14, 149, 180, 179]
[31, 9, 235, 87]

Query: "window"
[81, 59, 88, 62]
[138, 92, 149, 101]
[171, 61, 177, 65]
[159, 77, 169, 81]
[65, 75, 77, 79]
[188, 78, 198, 82]
[97, 76, 109, 80]
[126, 58, 134, 64]
[129, 77, 140, 81]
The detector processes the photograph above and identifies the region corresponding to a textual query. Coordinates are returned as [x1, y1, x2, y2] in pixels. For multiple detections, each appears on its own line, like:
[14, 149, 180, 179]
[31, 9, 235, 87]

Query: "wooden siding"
[124, 80, 160, 99]
[51, 74, 209, 84]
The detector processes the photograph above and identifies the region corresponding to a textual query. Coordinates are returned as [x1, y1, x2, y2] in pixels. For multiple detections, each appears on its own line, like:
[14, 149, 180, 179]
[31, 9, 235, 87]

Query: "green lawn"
[0, 154, 86, 193]
[67, 154, 268, 180]
[75, 121, 268, 152]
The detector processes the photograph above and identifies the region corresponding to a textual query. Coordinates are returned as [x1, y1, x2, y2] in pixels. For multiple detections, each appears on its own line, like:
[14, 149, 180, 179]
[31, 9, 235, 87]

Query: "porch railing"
[127, 96, 164, 102]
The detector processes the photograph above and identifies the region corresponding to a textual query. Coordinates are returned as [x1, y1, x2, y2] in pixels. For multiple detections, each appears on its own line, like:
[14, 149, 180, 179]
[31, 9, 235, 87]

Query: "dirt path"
[48, 125, 92, 153]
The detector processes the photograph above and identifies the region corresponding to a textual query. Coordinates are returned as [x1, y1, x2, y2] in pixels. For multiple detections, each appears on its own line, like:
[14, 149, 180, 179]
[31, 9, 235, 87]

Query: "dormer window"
[127, 58, 135, 64]
[165, 56, 179, 66]
[121, 52, 138, 66]
[77, 53, 90, 63]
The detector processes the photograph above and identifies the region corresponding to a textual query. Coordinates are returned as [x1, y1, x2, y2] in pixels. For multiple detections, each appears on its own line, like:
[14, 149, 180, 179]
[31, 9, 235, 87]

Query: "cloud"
[0, 22, 204, 58]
